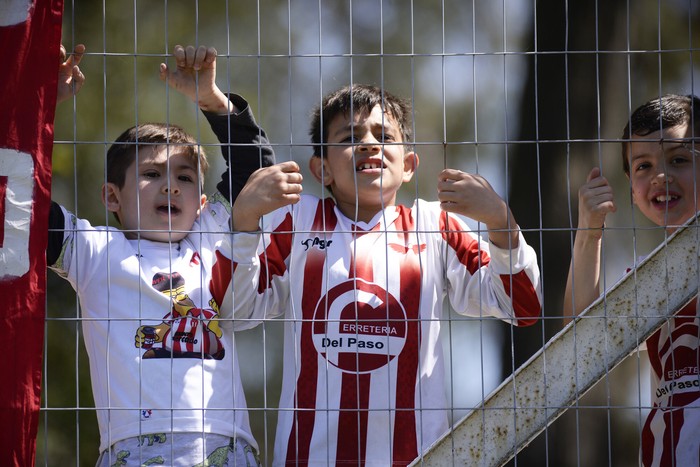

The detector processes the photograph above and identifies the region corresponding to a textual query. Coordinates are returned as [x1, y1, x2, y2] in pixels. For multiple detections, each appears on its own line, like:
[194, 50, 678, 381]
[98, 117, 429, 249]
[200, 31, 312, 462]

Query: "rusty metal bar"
[411, 217, 700, 466]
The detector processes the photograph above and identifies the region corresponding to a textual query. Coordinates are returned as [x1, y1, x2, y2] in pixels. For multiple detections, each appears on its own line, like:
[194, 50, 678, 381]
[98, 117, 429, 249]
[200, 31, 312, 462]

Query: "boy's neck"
[329, 188, 402, 224]
[333, 198, 398, 224]
[123, 230, 185, 244]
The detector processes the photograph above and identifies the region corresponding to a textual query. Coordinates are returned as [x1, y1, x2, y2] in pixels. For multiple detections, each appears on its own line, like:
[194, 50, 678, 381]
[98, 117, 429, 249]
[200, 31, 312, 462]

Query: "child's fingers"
[587, 166, 601, 182]
[582, 187, 617, 221]
[587, 192, 615, 209]
[193, 45, 208, 70]
[437, 190, 458, 204]
[68, 44, 85, 66]
[436, 169, 465, 193]
[436, 179, 459, 194]
[284, 174, 304, 192]
[184, 45, 197, 68]
[173, 45, 186, 68]
[283, 193, 303, 205]
[190, 45, 217, 69]
[280, 169, 303, 187]
[277, 160, 301, 173]
[71, 66, 85, 92]
[439, 201, 462, 214]
[584, 168, 611, 191]
[158, 63, 168, 81]
[582, 184, 613, 204]
[60, 44, 85, 67]
[600, 199, 617, 214]
[276, 164, 304, 193]
[437, 168, 464, 182]
[204, 46, 218, 65]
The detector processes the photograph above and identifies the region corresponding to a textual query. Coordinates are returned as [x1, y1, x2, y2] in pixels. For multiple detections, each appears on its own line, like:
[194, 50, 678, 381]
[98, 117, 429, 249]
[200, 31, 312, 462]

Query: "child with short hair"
[49, 44, 274, 466]
[212, 84, 543, 466]
[564, 94, 700, 467]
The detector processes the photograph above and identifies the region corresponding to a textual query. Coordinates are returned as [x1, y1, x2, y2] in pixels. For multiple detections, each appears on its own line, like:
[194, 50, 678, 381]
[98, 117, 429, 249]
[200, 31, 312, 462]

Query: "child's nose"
[357, 137, 381, 152]
[652, 169, 673, 185]
[162, 181, 181, 195]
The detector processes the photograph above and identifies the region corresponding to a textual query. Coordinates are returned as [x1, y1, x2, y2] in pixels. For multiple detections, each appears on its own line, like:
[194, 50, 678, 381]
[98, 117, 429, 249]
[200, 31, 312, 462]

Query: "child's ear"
[102, 183, 121, 213]
[402, 151, 419, 182]
[102, 183, 123, 224]
[309, 155, 333, 186]
[197, 194, 207, 217]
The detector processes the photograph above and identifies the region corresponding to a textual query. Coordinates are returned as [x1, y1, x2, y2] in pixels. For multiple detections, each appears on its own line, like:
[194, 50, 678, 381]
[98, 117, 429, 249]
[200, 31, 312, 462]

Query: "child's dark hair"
[106, 123, 208, 189]
[621, 94, 700, 175]
[310, 84, 413, 157]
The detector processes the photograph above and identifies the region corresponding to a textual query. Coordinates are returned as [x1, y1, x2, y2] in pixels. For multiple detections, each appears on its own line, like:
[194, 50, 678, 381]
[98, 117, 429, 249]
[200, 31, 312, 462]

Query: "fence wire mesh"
[40, 1, 699, 466]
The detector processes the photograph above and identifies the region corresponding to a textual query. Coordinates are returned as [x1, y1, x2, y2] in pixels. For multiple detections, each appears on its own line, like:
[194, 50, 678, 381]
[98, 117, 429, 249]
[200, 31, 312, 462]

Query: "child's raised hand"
[437, 169, 509, 224]
[577, 167, 616, 237]
[232, 161, 303, 232]
[438, 169, 518, 248]
[159, 44, 232, 114]
[56, 44, 85, 104]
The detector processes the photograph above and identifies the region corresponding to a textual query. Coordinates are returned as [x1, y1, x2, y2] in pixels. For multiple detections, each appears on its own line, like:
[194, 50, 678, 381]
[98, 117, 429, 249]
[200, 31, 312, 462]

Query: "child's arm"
[49, 44, 86, 266]
[437, 169, 542, 325]
[437, 169, 519, 248]
[563, 167, 616, 324]
[159, 45, 275, 204]
[210, 162, 302, 328]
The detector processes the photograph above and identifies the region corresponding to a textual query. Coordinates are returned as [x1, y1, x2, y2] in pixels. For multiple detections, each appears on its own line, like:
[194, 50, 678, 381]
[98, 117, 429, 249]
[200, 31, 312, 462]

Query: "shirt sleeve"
[47, 201, 65, 266]
[203, 93, 276, 205]
[442, 210, 542, 326]
[46, 204, 109, 295]
[211, 207, 292, 331]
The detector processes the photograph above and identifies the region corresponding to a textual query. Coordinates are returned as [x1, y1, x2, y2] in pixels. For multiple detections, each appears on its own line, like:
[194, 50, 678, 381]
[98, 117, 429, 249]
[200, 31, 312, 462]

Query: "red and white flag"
[0, 0, 62, 464]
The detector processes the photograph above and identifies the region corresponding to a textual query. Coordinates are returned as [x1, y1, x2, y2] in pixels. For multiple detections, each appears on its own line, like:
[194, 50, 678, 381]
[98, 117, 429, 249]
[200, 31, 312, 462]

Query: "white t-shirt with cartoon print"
[51, 194, 256, 454]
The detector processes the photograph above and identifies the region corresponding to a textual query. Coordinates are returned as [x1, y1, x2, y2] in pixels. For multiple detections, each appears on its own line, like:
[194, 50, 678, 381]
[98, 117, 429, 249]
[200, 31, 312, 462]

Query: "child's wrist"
[576, 226, 604, 243]
[232, 213, 261, 232]
[199, 90, 236, 114]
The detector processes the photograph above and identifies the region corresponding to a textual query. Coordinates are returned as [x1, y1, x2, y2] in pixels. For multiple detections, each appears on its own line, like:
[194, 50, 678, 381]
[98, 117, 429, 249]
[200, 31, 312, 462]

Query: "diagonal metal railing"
[412, 216, 700, 466]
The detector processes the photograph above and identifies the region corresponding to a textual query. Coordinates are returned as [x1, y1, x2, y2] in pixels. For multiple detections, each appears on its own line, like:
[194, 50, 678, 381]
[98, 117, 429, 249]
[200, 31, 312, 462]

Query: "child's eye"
[634, 162, 650, 172]
[143, 171, 159, 178]
[670, 155, 690, 165]
[178, 175, 194, 183]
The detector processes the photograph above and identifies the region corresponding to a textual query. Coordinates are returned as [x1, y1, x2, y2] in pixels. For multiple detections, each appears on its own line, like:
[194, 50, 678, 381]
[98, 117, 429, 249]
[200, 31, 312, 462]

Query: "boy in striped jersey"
[214, 84, 542, 466]
[564, 94, 700, 467]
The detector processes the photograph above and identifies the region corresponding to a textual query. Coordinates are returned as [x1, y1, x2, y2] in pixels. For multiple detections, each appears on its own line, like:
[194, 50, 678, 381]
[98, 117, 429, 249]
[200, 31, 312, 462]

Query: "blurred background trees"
[42, 0, 699, 465]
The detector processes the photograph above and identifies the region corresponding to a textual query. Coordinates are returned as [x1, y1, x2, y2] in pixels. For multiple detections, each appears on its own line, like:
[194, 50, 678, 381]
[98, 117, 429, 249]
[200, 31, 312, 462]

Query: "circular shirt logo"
[312, 278, 407, 373]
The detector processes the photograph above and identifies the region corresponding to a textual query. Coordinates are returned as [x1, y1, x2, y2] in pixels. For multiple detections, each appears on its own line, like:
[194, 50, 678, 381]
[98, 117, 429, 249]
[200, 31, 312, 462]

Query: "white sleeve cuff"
[487, 231, 535, 274]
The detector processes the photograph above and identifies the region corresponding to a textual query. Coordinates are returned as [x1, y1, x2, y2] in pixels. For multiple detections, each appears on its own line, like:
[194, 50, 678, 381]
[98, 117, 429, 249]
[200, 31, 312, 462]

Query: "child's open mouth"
[651, 194, 679, 208]
[356, 161, 384, 172]
[157, 205, 181, 215]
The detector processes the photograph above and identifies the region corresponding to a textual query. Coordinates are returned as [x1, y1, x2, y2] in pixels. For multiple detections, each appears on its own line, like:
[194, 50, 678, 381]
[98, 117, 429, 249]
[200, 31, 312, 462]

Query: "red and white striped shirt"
[641, 300, 700, 467]
[213, 195, 542, 466]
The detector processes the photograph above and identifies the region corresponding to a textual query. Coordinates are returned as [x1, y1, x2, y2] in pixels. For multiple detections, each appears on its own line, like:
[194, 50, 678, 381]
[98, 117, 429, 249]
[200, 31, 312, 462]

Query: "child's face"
[628, 122, 699, 233]
[311, 104, 418, 222]
[103, 146, 206, 242]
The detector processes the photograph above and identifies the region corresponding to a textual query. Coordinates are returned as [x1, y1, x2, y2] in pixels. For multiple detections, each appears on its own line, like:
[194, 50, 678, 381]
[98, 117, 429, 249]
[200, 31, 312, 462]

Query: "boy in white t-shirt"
[50, 44, 273, 466]
[211, 84, 542, 466]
